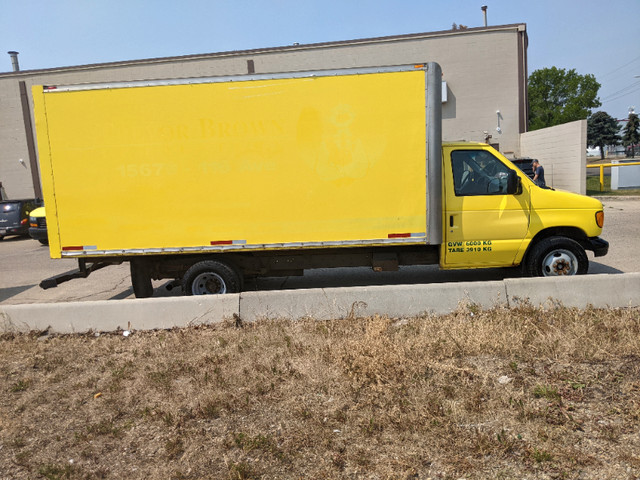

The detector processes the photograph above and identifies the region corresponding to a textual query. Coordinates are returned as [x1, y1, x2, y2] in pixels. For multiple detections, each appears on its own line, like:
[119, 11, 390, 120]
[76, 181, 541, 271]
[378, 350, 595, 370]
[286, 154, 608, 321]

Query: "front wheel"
[183, 260, 242, 295]
[524, 236, 588, 277]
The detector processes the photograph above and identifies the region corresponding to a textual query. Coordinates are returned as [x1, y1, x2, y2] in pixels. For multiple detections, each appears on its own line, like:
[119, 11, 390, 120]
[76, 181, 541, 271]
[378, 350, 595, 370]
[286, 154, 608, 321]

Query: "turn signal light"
[595, 211, 604, 228]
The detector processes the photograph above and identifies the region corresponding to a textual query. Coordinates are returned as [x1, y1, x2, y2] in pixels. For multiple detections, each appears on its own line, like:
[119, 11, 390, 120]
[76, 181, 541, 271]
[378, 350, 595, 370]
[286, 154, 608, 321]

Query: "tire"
[524, 236, 588, 277]
[130, 260, 154, 298]
[38, 238, 49, 245]
[183, 260, 242, 295]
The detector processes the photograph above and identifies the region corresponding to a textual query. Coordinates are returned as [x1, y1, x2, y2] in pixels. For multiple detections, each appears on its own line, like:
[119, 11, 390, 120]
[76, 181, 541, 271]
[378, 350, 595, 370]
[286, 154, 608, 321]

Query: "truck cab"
[441, 142, 607, 275]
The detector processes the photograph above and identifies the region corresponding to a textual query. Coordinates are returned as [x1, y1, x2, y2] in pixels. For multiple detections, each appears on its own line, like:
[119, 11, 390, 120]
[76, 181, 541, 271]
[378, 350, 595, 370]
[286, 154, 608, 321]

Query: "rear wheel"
[524, 236, 588, 277]
[183, 260, 242, 295]
[130, 260, 154, 298]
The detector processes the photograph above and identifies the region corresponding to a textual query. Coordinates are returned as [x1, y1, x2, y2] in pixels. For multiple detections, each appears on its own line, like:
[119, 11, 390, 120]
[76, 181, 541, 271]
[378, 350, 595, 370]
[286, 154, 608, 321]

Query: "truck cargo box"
[33, 65, 442, 259]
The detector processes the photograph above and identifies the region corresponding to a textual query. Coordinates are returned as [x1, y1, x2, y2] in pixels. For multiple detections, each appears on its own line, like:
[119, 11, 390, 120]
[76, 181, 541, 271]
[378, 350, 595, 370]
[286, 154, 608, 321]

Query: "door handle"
[449, 215, 454, 227]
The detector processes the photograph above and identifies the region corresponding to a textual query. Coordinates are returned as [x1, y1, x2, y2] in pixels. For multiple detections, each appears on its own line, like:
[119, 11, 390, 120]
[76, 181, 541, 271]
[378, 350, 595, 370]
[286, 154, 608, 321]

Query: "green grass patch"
[587, 174, 640, 196]
[533, 384, 561, 402]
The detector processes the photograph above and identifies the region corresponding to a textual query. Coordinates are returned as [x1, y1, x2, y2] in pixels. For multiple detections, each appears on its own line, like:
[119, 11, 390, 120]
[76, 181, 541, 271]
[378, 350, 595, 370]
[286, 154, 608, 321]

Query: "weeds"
[10, 379, 31, 392]
[531, 447, 554, 463]
[227, 461, 258, 480]
[38, 463, 76, 480]
[533, 384, 562, 402]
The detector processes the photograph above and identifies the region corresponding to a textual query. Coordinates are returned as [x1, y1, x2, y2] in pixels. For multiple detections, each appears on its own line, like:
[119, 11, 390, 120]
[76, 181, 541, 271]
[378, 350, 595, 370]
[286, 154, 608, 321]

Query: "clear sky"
[1, 0, 639, 120]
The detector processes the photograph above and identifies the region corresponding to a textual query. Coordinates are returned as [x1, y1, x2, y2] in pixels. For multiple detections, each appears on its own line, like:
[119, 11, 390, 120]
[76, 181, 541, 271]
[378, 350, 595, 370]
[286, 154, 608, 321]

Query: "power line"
[601, 80, 640, 101]
[601, 85, 640, 104]
[599, 55, 640, 79]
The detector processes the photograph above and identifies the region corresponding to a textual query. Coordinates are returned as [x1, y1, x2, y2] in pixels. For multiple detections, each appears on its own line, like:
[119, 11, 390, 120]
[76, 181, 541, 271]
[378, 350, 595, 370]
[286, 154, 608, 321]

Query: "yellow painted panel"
[34, 71, 427, 253]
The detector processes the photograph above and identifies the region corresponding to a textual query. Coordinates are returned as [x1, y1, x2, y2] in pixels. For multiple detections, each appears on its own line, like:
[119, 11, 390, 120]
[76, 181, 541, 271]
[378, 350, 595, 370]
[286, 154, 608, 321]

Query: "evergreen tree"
[622, 112, 640, 158]
[587, 111, 620, 160]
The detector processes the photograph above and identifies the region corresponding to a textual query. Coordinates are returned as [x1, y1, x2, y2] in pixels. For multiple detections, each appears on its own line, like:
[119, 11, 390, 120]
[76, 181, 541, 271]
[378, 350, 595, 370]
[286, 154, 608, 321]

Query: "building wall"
[519, 120, 587, 194]
[0, 80, 29, 199]
[255, 28, 525, 153]
[0, 24, 527, 199]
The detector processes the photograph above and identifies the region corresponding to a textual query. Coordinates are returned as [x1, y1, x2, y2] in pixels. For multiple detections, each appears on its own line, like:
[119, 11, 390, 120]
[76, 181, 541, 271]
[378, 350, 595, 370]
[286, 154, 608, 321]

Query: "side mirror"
[506, 169, 521, 195]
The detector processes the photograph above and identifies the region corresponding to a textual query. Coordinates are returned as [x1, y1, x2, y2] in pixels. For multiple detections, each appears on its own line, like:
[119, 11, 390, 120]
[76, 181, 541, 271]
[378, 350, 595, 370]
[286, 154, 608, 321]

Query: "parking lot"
[1, 197, 638, 305]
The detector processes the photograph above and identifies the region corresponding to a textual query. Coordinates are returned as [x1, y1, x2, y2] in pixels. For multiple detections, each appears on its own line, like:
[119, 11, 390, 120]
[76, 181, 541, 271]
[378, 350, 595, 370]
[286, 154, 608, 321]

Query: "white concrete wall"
[519, 120, 587, 194]
[611, 161, 640, 189]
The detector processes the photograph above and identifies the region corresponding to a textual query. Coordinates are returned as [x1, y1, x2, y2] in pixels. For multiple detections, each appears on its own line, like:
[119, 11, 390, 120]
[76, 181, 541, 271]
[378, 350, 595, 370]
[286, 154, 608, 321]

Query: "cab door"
[443, 146, 531, 268]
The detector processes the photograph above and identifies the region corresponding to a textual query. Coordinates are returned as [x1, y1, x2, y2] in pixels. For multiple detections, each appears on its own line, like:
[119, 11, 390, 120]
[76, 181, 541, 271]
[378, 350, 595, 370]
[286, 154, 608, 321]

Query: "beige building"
[1, 24, 529, 199]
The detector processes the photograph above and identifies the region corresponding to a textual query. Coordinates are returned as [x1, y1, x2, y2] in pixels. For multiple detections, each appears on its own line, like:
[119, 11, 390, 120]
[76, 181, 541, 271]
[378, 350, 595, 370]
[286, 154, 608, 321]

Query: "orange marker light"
[388, 233, 411, 239]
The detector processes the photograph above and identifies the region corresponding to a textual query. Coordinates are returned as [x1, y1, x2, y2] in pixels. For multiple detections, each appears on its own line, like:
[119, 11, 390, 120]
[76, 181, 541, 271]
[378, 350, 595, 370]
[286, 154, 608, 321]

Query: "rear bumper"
[588, 237, 609, 257]
[0, 225, 28, 237]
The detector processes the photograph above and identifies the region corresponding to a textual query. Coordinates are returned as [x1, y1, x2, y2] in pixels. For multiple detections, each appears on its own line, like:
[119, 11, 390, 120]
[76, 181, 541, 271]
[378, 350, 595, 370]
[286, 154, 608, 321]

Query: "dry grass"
[1, 304, 639, 479]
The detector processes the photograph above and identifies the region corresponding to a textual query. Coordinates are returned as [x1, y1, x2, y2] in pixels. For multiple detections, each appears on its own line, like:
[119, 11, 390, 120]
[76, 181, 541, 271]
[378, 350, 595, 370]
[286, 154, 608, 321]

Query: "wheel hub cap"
[543, 250, 577, 276]
[191, 272, 227, 295]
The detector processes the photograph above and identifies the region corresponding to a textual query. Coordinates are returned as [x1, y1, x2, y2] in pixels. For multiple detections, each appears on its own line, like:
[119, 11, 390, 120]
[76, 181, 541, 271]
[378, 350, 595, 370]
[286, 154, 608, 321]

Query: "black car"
[0, 199, 40, 240]
[509, 158, 536, 180]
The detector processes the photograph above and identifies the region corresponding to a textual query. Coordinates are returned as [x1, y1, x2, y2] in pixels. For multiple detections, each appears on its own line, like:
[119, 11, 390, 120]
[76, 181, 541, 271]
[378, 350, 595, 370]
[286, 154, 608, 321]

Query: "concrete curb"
[0, 295, 239, 334]
[239, 280, 507, 321]
[1, 273, 638, 334]
[504, 274, 640, 309]
[595, 196, 640, 201]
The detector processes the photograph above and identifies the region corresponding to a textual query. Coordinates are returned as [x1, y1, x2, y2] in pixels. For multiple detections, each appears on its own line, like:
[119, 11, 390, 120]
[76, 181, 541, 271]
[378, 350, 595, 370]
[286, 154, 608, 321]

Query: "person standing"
[532, 159, 546, 188]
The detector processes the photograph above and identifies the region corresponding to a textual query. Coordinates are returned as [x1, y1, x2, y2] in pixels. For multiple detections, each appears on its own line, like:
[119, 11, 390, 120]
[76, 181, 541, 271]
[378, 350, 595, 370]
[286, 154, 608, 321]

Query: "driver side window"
[451, 150, 511, 196]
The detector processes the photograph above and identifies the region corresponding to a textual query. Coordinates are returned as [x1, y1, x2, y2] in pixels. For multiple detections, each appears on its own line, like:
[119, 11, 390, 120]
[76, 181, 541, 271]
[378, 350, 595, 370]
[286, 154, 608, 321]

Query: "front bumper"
[588, 237, 609, 257]
[29, 226, 48, 241]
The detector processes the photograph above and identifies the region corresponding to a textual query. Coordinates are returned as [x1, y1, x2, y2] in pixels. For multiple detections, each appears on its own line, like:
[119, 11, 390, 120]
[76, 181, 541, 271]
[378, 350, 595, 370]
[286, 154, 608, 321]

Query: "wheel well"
[524, 227, 590, 260]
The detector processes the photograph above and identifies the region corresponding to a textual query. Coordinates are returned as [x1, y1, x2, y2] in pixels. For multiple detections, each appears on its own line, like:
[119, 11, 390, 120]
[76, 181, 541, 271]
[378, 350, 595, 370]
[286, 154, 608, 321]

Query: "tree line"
[528, 67, 639, 159]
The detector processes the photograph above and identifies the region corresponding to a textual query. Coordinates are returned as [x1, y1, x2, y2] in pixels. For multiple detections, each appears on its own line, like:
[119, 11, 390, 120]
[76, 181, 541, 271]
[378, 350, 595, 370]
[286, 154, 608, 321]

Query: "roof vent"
[7, 51, 20, 72]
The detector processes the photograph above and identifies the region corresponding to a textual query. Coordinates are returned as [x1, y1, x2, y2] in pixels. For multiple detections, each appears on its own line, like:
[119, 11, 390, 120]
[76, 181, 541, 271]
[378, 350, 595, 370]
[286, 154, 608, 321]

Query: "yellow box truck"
[32, 63, 608, 297]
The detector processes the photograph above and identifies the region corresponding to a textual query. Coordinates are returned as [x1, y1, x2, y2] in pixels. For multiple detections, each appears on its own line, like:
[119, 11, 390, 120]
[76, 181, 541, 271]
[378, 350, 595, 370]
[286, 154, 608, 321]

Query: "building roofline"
[1, 23, 526, 78]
